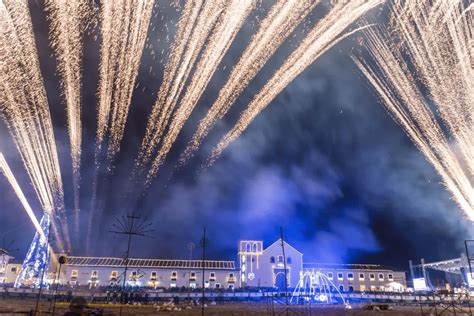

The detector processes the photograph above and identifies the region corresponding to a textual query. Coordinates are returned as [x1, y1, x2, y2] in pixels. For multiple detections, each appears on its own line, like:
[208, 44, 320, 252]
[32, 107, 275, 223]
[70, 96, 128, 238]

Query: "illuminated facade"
[6, 237, 406, 291]
[0, 252, 20, 283]
[59, 257, 237, 289]
[303, 263, 406, 292]
[239, 239, 303, 288]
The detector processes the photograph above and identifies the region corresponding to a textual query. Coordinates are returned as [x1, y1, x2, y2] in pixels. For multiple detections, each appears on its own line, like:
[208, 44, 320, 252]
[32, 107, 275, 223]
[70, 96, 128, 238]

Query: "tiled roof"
[65, 256, 235, 270]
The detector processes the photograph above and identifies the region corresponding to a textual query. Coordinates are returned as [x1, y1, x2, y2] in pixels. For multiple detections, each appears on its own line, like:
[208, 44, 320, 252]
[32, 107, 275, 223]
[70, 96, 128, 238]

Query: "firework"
[209, 0, 383, 163]
[143, 0, 255, 181]
[0, 153, 45, 239]
[96, 0, 154, 166]
[88, 0, 154, 252]
[181, 0, 319, 163]
[137, 0, 224, 170]
[0, 0, 69, 252]
[354, 0, 473, 218]
[46, 0, 89, 234]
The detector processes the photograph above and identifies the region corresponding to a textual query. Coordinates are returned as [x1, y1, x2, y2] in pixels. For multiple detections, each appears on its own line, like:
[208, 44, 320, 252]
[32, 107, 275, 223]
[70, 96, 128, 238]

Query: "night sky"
[0, 1, 471, 270]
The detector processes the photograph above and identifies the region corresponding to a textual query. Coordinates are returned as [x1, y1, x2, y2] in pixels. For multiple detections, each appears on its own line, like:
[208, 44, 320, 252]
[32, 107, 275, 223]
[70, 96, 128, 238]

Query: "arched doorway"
[274, 271, 289, 290]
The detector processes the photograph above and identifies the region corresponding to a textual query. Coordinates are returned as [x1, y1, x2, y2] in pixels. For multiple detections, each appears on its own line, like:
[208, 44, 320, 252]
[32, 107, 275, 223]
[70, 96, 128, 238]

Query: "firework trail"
[143, 0, 255, 181]
[209, 0, 383, 163]
[0, 153, 46, 239]
[87, 0, 153, 252]
[180, 0, 319, 163]
[137, 0, 224, 170]
[354, 0, 473, 218]
[46, 0, 89, 236]
[0, 0, 69, 252]
[96, 0, 154, 166]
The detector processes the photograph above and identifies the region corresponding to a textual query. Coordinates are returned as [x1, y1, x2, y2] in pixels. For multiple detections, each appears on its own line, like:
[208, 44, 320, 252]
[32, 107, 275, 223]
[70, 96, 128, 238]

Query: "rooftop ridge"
[64, 256, 235, 270]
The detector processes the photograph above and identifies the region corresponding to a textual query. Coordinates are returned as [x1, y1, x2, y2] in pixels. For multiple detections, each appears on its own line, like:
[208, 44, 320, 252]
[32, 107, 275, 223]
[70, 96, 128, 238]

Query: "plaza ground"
[0, 298, 463, 315]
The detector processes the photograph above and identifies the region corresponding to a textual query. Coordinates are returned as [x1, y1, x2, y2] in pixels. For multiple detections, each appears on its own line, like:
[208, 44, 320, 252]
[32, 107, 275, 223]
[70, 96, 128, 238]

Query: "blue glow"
[15, 214, 50, 288]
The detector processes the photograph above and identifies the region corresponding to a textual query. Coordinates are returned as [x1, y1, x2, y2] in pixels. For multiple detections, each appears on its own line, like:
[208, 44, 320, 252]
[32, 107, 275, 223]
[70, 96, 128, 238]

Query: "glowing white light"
[413, 278, 428, 291]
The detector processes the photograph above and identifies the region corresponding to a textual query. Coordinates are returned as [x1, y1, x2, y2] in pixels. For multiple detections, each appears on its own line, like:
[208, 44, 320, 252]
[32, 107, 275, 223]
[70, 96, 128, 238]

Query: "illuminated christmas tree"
[15, 214, 50, 287]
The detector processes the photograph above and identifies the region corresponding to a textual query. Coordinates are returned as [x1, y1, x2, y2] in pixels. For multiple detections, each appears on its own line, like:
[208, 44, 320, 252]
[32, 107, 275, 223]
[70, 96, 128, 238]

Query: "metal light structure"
[15, 214, 51, 288]
[52, 254, 68, 315]
[290, 270, 346, 305]
[109, 212, 153, 316]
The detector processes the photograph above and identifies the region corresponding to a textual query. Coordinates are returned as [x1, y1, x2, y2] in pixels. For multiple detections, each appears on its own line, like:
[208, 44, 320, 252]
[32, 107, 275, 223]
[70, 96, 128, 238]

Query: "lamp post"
[52, 255, 67, 315]
[200, 228, 208, 316]
[280, 227, 289, 316]
[109, 212, 153, 316]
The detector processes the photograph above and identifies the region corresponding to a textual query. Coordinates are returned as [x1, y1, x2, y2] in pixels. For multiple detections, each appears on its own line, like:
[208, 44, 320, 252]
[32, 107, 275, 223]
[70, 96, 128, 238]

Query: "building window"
[339, 285, 344, 292]
[190, 283, 196, 289]
[378, 273, 384, 281]
[209, 272, 216, 281]
[270, 256, 275, 263]
[110, 271, 118, 280]
[253, 243, 257, 252]
[215, 283, 220, 289]
[228, 273, 235, 283]
[171, 271, 177, 281]
[337, 273, 343, 280]
[287, 257, 292, 264]
[359, 273, 365, 280]
[71, 270, 78, 278]
[246, 243, 251, 252]
[347, 273, 354, 280]
[190, 272, 196, 281]
[10, 267, 17, 273]
[170, 283, 176, 288]
[388, 274, 394, 281]
[360, 284, 366, 292]
[349, 286, 354, 292]
[91, 270, 98, 279]
[205, 281, 210, 288]
[129, 271, 138, 281]
[327, 272, 333, 280]
[369, 273, 375, 281]
[278, 256, 283, 263]
[150, 272, 157, 281]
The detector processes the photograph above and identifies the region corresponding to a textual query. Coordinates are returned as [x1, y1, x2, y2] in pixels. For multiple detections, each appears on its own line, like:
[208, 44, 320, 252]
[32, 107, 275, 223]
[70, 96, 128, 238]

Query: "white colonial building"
[304, 263, 407, 292]
[59, 257, 237, 289]
[0, 250, 21, 284]
[237, 240, 406, 292]
[3, 239, 407, 292]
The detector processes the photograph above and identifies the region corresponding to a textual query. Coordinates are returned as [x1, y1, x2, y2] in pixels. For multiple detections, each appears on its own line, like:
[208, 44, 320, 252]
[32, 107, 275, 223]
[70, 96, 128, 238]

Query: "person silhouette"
[63, 296, 87, 316]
